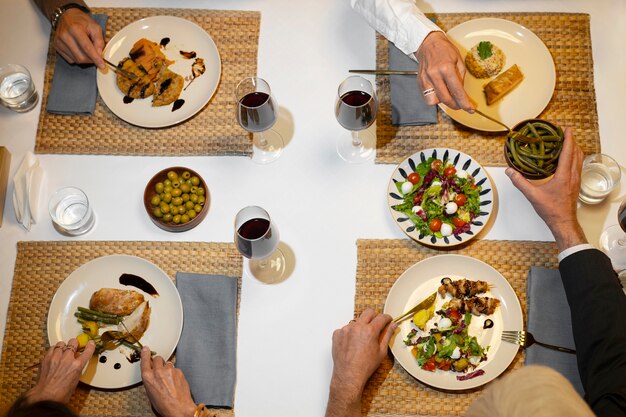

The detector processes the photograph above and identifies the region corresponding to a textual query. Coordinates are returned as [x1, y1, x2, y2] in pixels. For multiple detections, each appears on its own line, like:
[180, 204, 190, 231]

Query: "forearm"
[559, 250, 626, 414]
[350, 0, 441, 56]
[550, 221, 588, 253]
[325, 377, 363, 417]
[32, 0, 89, 23]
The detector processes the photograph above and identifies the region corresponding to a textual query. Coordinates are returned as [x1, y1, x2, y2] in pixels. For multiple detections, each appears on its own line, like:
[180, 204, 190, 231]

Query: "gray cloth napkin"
[176, 272, 237, 408]
[388, 43, 437, 126]
[526, 266, 584, 396]
[46, 14, 108, 115]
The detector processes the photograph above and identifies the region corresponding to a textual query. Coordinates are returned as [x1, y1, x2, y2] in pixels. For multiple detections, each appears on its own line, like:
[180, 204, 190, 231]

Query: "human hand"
[54, 9, 105, 69]
[25, 339, 95, 405]
[414, 31, 474, 112]
[328, 309, 397, 406]
[140, 346, 196, 417]
[505, 127, 587, 251]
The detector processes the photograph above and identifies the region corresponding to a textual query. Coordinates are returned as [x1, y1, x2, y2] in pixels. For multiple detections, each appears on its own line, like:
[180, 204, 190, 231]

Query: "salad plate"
[439, 18, 555, 132]
[97, 16, 221, 128]
[384, 255, 522, 390]
[387, 148, 494, 247]
[47, 255, 183, 389]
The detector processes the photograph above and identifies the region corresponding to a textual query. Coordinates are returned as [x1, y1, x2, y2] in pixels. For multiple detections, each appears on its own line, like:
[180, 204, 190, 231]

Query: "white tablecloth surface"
[1, 0, 624, 415]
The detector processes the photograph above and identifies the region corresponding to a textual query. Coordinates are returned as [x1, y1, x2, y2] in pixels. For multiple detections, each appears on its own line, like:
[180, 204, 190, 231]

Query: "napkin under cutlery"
[526, 266, 584, 396]
[175, 272, 238, 408]
[12, 152, 45, 231]
[388, 43, 437, 126]
[46, 14, 108, 115]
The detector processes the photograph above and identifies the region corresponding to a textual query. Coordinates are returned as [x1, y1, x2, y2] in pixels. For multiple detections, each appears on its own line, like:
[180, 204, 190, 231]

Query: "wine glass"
[599, 199, 626, 282]
[235, 77, 283, 164]
[334, 76, 378, 163]
[234, 206, 285, 282]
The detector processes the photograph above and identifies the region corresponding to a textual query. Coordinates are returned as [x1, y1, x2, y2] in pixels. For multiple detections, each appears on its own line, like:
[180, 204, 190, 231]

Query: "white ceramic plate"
[97, 16, 221, 128]
[387, 148, 494, 247]
[47, 255, 183, 389]
[384, 255, 522, 390]
[440, 18, 555, 131]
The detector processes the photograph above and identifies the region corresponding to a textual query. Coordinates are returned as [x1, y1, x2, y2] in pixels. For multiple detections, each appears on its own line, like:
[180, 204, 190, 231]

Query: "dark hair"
[5, 399, 78, 417]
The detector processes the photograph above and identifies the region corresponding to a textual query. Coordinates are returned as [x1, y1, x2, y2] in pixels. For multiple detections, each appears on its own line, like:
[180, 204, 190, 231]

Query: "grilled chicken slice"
[120, 300, 151, 342]
[89, 288, 145, 316]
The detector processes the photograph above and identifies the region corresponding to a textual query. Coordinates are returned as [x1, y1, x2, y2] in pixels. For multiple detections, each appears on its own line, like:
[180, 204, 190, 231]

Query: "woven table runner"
[35, 8, 259, 156]
[0, 241, 242, 417]
[375, 12, 600, 165]
[355, 238, 559, 417]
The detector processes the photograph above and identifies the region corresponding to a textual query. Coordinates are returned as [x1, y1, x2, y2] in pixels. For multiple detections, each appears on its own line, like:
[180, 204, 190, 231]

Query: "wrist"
[328, 373, 364, 407]
[549, 221, 587, 252]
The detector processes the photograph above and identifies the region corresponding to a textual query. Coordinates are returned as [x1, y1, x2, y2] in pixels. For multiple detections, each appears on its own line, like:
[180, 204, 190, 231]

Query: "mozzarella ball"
[456, 170, 469, 179]
[440, 223, 453, 237]
[401, 181, 413, 195]
[411, 205, 423, 215]
[469, 356, 483, 366]
[438, 317, 452, 329]
[445, 202, 458, 215]
[431, 180, 442, 187]
[451, 346, 462, 360]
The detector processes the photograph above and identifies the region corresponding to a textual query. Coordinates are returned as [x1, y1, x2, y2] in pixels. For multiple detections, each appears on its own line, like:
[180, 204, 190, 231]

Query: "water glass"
[48, 187, 95, 235]
[578, 153, 621, 204]
[0, 64, 39, 113]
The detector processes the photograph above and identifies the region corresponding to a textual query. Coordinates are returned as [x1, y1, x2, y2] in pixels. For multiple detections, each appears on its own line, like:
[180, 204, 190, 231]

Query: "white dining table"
[1, 0, 624, 415]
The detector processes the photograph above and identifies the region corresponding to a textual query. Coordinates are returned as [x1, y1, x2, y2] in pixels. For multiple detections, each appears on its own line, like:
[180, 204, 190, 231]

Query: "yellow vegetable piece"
[76, 333, 90, 349]
[412, 304, 436, 330]
[82, 321, 99, 338]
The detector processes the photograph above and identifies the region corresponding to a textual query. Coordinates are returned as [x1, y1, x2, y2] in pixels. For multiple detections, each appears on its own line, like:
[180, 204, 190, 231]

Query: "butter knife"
[393, 292, 437, 323]
[349, 69, 418, 75]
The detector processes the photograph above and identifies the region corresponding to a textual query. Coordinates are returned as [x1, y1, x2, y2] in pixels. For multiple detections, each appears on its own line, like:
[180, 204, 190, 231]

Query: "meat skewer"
[448, 297, 501, 316]
[438, 277, 490, 299]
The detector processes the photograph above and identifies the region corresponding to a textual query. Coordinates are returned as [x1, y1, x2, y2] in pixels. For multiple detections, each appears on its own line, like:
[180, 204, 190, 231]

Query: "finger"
[78, 25, 105, 68]
[87, 25, 106, 69]
[60, 31, 90, 64]
[78, 340, 96, 366]
[429, 74, 456, 109]
[65, 338, 79, 354]
[370, 313, 392, 333]
[152, 355, 166, 369]
[357, 308, 377, 323]
[54, 39, 77, 65]
[418, 77, 439, 107]
[447, 66, 474, 112]
[165, 361, 174, 368]
[554, 128, 575, 180]
[379, 321, 398, 351]
[140, 346, 153, 375]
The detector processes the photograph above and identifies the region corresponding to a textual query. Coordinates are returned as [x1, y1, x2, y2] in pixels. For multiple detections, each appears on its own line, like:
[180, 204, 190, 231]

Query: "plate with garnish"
[384, 255, 523, 390]
[439, 18, 555, 132]
[97, 16, 221, 128]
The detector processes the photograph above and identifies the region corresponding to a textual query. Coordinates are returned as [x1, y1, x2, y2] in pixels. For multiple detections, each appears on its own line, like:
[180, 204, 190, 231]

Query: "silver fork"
[501, 330, 576, 354]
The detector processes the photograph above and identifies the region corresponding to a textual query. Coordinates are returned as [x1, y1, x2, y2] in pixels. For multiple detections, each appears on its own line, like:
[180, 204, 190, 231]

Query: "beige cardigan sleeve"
[32, 0, 89, 23]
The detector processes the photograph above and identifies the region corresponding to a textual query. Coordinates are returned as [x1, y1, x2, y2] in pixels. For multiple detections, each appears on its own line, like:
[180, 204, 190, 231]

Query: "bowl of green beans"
[504, 119, 564, 180]
[144, 167, 209, 232]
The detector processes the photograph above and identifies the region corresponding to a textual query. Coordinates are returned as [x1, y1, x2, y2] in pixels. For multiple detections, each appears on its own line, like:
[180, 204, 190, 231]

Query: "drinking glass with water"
[48, 187, 95, 236]
[0, 64, 38, 113]
[578, 153, 621, 204]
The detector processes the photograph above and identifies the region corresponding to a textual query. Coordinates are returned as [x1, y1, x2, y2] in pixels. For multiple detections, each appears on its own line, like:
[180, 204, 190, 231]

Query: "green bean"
[74, 311, 121, 325]
[77, 306, 119, 319]
[507, 120, 564, 176]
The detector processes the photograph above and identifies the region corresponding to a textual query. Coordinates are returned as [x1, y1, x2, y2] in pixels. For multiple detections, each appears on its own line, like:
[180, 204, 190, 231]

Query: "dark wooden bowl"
[503, 119, 562, 180]
[143, 167, 209, 232]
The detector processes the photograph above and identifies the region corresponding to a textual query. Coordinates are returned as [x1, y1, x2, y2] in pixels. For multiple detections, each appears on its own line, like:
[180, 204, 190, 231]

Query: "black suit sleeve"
[559, 249, 626, 416]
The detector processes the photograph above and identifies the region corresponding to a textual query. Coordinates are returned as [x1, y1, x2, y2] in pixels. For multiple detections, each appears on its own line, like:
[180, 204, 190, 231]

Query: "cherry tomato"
[454, 194, 467, 206]
[438, 359, 451, 371]
[449, 310, 462, 325]
[407, 172, 421, 185]
[443, 166, 457, 178]
[431, 159, 443, 172]
[422, 357, 436, 372]
[429, 219, 442, 232]
[452, 218, 467, 228]
[413, 194, 423, 205]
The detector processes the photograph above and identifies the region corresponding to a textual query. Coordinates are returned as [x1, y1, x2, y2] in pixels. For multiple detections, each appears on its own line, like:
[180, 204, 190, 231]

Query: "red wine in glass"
[335, 90, 375, 131]
[237, 91, 277, 133]
[236, 217, 275, 259]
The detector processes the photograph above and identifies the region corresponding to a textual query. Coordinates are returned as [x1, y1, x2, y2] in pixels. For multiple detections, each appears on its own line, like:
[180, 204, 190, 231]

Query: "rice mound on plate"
[465, 42, 505, 79]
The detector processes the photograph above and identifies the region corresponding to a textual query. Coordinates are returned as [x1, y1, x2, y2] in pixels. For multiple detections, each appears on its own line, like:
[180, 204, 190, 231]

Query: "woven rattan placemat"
[35, 8, 259, 156]
[375, 12, 600, 165]
[355, 238, 559, 417]
[0, 241, 241, 417]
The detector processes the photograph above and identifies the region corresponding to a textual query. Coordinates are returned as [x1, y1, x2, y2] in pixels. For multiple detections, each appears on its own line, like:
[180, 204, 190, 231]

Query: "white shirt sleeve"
[350, 0, 443, 56]
[558, 243, 596, 263]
